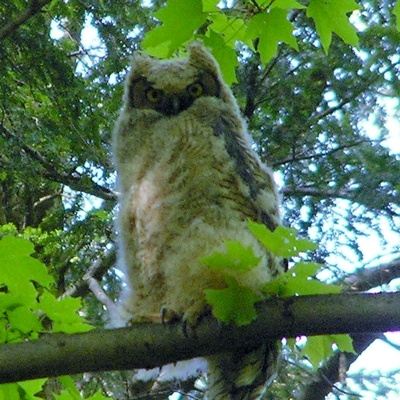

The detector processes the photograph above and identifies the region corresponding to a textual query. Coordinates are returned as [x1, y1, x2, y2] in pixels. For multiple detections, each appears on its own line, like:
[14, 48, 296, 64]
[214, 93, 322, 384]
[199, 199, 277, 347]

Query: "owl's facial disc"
[129, 71, 221, 116]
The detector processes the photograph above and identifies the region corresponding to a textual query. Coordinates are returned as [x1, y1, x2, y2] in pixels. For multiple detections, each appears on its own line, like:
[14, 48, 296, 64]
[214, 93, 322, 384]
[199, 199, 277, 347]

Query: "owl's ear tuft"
[188, 40, 220, 77]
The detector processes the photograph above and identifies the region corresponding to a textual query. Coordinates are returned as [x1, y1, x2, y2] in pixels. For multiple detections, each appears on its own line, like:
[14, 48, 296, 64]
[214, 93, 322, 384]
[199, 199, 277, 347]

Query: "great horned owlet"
[113, 41, 284, 400]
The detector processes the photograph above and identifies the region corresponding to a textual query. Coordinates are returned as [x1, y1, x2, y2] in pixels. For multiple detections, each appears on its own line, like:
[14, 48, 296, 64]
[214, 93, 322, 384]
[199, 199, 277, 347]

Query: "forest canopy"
[1, 0, 400, 399]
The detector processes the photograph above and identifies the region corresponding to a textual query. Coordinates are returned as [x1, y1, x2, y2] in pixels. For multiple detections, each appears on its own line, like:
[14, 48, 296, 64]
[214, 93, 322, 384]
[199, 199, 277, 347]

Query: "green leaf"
[331, 333, 356, 354]
[0, 236, 55, 335]
[38, 291, 93, 333]
[244, 9, 298, 64]
[18, 379, 47, 400]
[88, 391, 114, 400]
[0, 236, 54, 298]
[394, 0, 400, 31]
[307, 0, 360, 52]
[142, 0, 207, 57]
[200, 31, 239, 85]
[204, 278, 261, 325]
[0, 384, 20, 400]
[267, 0, 306, 9]
[7, 306, 42, 336]
[208, 13, 246, 45]
[57, 376, 81, 399]
[247, 220, 318, 257]
[201, 239, 260, 273]
[300, 334, 356, 368]
[301, 336, 333, 368]
[202, 0, 219, 12]
[264, 262, 342, 297]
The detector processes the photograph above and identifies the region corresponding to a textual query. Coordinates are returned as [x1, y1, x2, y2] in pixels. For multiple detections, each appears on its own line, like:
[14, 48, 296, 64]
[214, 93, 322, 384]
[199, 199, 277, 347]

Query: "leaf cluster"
[201, 220, 353, 368]
[0, 235, 105, 400]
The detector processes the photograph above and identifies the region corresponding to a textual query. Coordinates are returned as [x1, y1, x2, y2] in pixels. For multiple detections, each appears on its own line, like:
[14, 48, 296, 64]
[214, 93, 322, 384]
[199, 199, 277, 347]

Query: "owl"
[113, 41, 284, 400]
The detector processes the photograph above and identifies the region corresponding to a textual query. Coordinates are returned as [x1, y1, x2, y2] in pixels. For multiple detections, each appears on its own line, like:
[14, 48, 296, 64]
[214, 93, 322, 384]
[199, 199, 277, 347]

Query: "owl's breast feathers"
[118, 100, 283, 297]
[126, 102, 280, 240]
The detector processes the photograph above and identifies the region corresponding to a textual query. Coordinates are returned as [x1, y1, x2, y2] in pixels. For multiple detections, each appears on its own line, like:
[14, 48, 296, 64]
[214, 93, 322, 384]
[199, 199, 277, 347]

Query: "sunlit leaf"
[204, 278, 261, 325]
[202, 0, 219, 12]
[0, 384, 20, 400]
[38, 291, 93, 333]
[300, 334, 356, 369]
[200, 31, 239, 84]
[208, 13, 246, 45]
[244, 9, 298, 64]
[247, 220, 318, 257]
[201, 239, 260, 273]
[18, 379, 47, 400]
[394, 0, 400, 31]
[259, 0, 305, 7]
[307, 0, 360, 52]
[143, 0, 207, 57]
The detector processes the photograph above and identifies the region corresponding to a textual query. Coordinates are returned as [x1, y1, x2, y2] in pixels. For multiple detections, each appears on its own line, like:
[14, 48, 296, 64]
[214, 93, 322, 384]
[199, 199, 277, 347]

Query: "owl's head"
[124, 41, 237, 117]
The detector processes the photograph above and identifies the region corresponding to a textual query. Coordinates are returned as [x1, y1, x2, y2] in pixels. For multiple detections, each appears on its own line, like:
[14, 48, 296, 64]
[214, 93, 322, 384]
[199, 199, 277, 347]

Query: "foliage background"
[1, 0, 400, 399]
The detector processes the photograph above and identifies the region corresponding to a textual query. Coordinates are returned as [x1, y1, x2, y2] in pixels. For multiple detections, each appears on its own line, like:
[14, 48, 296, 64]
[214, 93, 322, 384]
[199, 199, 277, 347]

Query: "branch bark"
[0, 124, 116, 201]
[344, 258, 400, 291]
[61, 250, 116, 299]
[0, 0, 53, 41]
[0, 292, 399, 384]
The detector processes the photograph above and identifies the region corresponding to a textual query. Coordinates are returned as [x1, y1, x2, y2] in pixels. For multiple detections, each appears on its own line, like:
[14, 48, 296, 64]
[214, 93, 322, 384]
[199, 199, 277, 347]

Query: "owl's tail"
[206, 342, 277, 400]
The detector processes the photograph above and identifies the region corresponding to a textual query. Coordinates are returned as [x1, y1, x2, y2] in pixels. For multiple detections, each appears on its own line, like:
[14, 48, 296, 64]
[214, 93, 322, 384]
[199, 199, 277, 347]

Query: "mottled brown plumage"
[113, 41, 283, 399]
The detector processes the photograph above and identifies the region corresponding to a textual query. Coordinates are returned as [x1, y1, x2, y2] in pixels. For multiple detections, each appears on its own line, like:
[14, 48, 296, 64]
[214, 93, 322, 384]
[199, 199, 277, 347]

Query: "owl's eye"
[187, 82, 204, 98]
[146, 88, 163, 103]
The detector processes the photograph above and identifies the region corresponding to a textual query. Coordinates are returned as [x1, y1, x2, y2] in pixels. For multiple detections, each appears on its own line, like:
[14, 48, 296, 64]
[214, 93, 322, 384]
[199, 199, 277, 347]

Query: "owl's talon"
[181, 319, 197, 339]
[161, 307, 181, 325]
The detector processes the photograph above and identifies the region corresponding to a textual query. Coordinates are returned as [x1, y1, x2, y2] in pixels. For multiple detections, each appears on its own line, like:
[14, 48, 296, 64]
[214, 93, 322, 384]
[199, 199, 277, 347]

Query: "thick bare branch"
[0, 292, 399, 384]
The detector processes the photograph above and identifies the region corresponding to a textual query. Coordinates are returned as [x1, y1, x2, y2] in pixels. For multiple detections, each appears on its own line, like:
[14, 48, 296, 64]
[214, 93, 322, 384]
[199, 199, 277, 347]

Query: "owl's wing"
[211, 117, 280, 231]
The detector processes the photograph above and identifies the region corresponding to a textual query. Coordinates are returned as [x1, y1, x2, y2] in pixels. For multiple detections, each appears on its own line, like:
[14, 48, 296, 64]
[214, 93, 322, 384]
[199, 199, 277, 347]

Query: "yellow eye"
[187, 82, 203, 98]
[146, 88, 163, 103]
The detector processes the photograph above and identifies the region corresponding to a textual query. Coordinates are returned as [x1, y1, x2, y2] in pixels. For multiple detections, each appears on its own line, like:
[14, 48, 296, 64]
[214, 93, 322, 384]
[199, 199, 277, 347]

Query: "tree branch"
[0, 292, 399, 384]
[0, 124, 116, 201]
[344, 258, 400, 291]
[281, 186, 351, 200]
[61, 250, 116, 299]
[272, 140, 368, 167]
[0, 0, 53, 41]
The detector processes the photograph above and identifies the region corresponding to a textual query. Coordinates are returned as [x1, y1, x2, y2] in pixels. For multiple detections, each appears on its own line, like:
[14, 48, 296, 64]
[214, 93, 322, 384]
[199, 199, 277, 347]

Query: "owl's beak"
[169, 94, 181, 115]
[161, 93, 192, 116]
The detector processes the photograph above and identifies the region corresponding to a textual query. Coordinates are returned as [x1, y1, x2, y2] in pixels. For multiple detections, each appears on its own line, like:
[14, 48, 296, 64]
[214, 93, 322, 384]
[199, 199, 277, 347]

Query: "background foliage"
[1, 0, 400, 399]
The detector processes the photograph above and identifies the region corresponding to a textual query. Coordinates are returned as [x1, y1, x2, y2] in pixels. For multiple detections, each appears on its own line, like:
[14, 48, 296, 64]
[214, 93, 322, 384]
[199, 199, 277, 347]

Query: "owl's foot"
[160, 303, 212, 337]
[160, 307, 182, 325]
[126, 313, 164, 325]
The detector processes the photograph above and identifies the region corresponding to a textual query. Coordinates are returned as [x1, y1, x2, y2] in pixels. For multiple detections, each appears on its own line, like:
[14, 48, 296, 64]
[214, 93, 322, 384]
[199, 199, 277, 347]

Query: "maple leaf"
[307, 0, 360, 52]
[143, 0, 207, 57]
